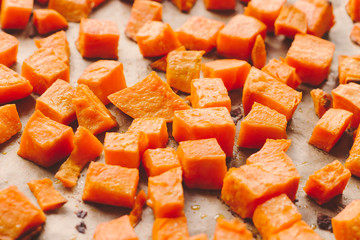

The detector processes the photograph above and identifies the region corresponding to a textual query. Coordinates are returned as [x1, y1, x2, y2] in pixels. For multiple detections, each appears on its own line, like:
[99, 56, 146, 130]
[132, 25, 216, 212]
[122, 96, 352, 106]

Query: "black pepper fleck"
[317, 213, 333, 232]
[75, 221, 87, 234]
[75, 210, 88, 219]
[230, 106, 243, 125]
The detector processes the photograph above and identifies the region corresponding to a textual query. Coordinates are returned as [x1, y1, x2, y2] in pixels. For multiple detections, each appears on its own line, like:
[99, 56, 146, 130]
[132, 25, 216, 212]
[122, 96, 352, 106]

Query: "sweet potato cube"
[21, 48, 70, 95]
[188, 234, 208, 240]
[129, 190, 147, 227]
[143, 148, 180, 177]
[351, 23, 360, 46]
[0, 186, 46, 239]
[251, 34, 266, 69]
[35, 79, 75, 125]
[76, 18, 120, 59]
[237, 102, 287, 149]
[332, 200, 360, 240]
[152, 217, 189, 240]
[274, 4, 307, 38]
[242, 67, 302, 121]
[92, 0, 106, 8]
[338, 55, 360, 85]
[108, 71, 190, 122]
[0, 32, 18, 67]
[190, 78, 231, 112]
[171, 0, 196, 12]
[148, 167, 184, 218]
[346, 129, 360, 177]
[262, 58, 302, 89]
[166, 50, 204, 93]
[33, 9, 68, 35]
[176, 16, 224, 52]
[0, 64, 33, 104]
[78, 60, 127, 105]
[246, 139, 292, 164]
[177, 138, 227, 189]
[202, 59, 251, 90]
[125, 0, 162, 41]
[268, 220, 322, 240]
[37, 0, 49, 5]
[1, 0, 33, 30]
[244, 0, 286, 32]
[93, 215, 139, 240]
[309, 108, 353, 152]
[173, 107, 235, 157]
[285, 34, 335, 86]
[0, 104, 21, 144]
[55, 126, 103, 188]
[136, 21, 182, 58]
[310, 88, 332, 118]
[203, 0, 236, 10]
[347, 0, 360, 22]
[253, 194, 302, 239]
[214, 218, 253, 240]
[48, 0, 92, 22]
[294, 0, 335, 37]
[73, 84, 118, 135]
[150, 46, 186, 72]
[217, 14, 267, 60]
[82, 162, 139, 208]
[128, 117, 168, 149]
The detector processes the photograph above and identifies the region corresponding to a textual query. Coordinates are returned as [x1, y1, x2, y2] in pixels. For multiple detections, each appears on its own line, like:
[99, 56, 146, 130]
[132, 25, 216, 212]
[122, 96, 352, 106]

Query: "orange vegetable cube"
[108, 71, 190, 122]
[128, 117, 168, 149]
[150, 46, 186, 72]
[152, 217, 189, 240]
[93, 215, 138, 240]
[338, 55, 360, 85]
[274, 4, 307, 38]
[246, 139, 292, 164]
[166, 50, 205, 93]
[35, 79, 75, 125]
[294, 0, 335, 37]
[190, 78, 231, 112]
[78, 60, 127, 105]
[237, 102, 287, 149]
[76, 18, 120, 59]
[1, 0, 33, 30]
[73, 84, 118, 135]
[351, 23, 360, 46]
[262, 58, 302, 89]
[253, 194, 302, 239]
[285, 34, 335, 86]
[177, 138, 227, 190]
[203, 0, 235, 10]
[347, 0, 360, 22]
[310, 88, 332, 118]
[129, 190, 147, 227]
[332, 200, 360, 240]
[201, 59, 251, 90]
[242, 67, 302, 121]
[33, 9, 68, 35]
[173, 107, 235, 157]
[143, 148, 181, 177]
[176, 16, 224, 52]
[148, 167, 184, 218]
[18, 110, 74, 167]
[188, 234, 208, 240]
[346, 129, 360, 177]
[0, 104, 21, 144]
[92, 0, 107, 8]
[82, 162, 139, 208]
[21, 48, 70, 95]
[0, 32, 19, 67]
[136, 21, 182, 58]
[37, 0, 49, 5]
[171, 0, 196, 12]
[214, 218, 253, 240]
[251, 34, 266, 69]
[48, 0, 92, 22]
[0, 64, 33, 104]
[309, 108, 353, 152]
[55, 126, 103, 188]
[0, 186, 46, 239]
[217, 14, 266, 60]
[268, 220, 322, 240]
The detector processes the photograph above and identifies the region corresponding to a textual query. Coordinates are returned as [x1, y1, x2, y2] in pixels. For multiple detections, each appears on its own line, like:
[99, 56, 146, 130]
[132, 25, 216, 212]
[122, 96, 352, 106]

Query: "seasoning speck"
[75, 221, 87, 234]
[75, 210, 88, 219]
[230, 106, 243, 125]
[214, 214, 224, 220]
[191, 205, 200, 210]
[317, 213, 333, 232]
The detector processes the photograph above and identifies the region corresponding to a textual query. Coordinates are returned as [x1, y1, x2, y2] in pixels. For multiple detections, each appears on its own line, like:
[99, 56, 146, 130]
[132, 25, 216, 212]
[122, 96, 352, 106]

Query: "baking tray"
[0, 0, 359, 239]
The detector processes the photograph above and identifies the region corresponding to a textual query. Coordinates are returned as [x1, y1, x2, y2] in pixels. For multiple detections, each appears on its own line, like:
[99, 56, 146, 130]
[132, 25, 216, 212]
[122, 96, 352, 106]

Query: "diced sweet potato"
[37, 0, 49, 5]
[150, 46, 186, 72]
[274, 4, 307, 38]
[338, 55, 360, 84]
[246, 139, 292, 164]
[92, 0, 106, 8]
[78, 60, 127, 105]
[108, 71, 190, 122]
[251, 34, 266, 69]
[55, 126, 103, 188]
[33, 9, 68, 35]
[214, 218, 252, 240]
[309, 108, 353, 152]
[83, 162, 139, 208]
[242, 67, 302, 121]
[237, 102, 287, 149]
[0, 186, 46, 239]
[1, 0, 33, 30]
[143, 148, 180, 177]
[332, 200, 360, 240]
[188, 234, 208, 240]
[0, 32, 19, 67]
[129, 190, 147, 227]
[173, 107, 235, 157]
[176, 16, 224, 52]
[347, 0, 360, 22]
[177, 138, 227, 189]
[48, 0, 92, 22]
[93, 215, 139, 240]
[346, 129, 360, 177]
[171, 0, 196, 12]
[203, 0, 235, 10]
[18, 110, 74, 167]
[73, 84, 118, 135]
[35, 79, 75, 125]
[152, 217, 189, 240]
[0, 104, 21, 144]
[310, 88, 332, 118]
[202, 59, 251, 90]
[217, 14, 267, 60]
[350, 23, 360, 46]
[268, 220, 322, 240]
[285, 34, 335, 86]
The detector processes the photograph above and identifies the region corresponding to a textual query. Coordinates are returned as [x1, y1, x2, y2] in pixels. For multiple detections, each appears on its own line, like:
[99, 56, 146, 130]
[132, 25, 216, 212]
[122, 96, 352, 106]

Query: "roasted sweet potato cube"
[48, 0, 92, 22]
[214, 218, 253, 240]
[237, 102, 287, 149]
[1, 0, 33, 30]
[0, 104, 21, 144]
[338, 55, 360, 84]
[143, 148, 180, 177]
[37, 0, 49, 5]
[0, 32, 18, 67]
[33, 9, 68, 35]
[251, 34, 266, 69]
[150, 46, 186, 72]
[202, 59, 251, 90]
[0, 186, 46, 239]
[217, 14, 266, 60]
[93, 215, 139, 240]
[332, 200, 360, 240]
[171, 0, 196, 12]
[173, 107, 235, 157]
[21, 48, 70, 95]
[129, 190, 147, 227]
[346, 129, 360, 177]
[351, 23, 360, 46]
[78, 60, 127, 105]
[268, 220, 322, 240]
[242, 67, 302, 121]
[274, 4, 307, 38]
[347, 0, 360, 22]
[82, 162, 139, 208]
[246, 139, 292, 164]
[35, 31, 70, 65]
[92, 0, 106, 8]
[188, 234, 208, 240]
[309, 108, 353, 152]
[203, 0, 236, 10]
[152, 217, 189, 240]
[310, 88, 332, 118]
